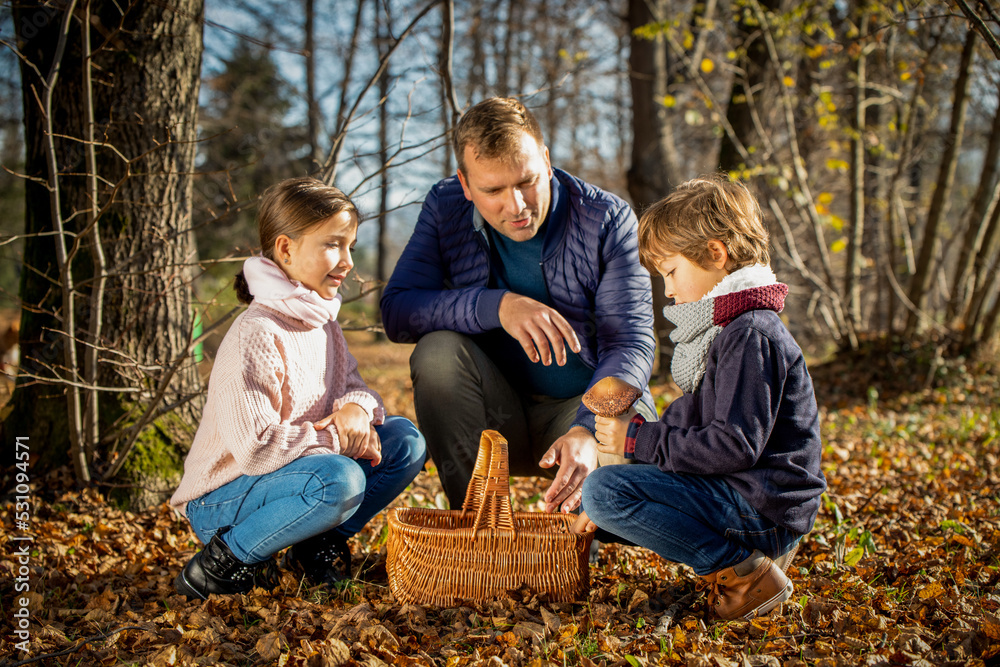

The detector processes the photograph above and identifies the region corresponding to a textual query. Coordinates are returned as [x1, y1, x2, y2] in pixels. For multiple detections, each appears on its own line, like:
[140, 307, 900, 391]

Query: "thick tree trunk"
[4, 0, 205, 508]
[627, 0, 677, 377]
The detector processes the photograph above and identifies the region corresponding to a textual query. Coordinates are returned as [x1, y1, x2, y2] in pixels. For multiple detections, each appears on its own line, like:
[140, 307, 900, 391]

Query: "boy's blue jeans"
[582, 464, 801, 576]
[185, 416, 426, 564]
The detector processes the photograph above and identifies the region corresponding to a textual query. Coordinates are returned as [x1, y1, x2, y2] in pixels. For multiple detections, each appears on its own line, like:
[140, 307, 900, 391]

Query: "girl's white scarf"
[663, 264, 786, 393]
[243, 256, 342, 329]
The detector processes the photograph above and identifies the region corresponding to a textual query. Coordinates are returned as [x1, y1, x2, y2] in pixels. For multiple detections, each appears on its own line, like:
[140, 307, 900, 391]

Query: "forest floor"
[1, 333, 998, 667]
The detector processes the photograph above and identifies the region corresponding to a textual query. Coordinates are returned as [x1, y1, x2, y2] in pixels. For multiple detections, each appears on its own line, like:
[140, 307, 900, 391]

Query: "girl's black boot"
[284, 529, 352, 587]
[175, 527, 280, 600]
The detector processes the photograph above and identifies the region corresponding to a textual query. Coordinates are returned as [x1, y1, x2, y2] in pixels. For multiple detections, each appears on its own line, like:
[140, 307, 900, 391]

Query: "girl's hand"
[593, 407, 636, 457]
[315, 403, 370, 457]
[357, 426, 382, 467]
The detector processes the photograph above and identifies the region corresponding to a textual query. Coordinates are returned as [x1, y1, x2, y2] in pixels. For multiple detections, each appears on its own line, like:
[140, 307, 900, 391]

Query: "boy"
[579, 174, 826, 621]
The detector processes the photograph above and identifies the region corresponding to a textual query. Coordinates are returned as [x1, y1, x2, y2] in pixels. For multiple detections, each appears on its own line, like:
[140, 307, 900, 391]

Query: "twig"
[653, 588, 701, 636]
[0, 626, 147, 667]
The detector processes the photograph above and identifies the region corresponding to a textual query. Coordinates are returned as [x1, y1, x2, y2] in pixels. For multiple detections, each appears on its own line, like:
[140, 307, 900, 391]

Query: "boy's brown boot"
[699, 551, 793, 620]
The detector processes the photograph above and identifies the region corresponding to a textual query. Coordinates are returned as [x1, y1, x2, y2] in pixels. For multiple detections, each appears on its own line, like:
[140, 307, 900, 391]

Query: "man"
[381, 97, 655, 514]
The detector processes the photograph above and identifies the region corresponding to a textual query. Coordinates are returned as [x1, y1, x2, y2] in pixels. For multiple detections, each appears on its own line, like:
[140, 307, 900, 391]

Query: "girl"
[171, 177, 426, 600]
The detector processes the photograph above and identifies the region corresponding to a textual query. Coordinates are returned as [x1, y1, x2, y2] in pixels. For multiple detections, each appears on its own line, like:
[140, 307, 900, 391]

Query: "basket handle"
[460, 430, 516, 540]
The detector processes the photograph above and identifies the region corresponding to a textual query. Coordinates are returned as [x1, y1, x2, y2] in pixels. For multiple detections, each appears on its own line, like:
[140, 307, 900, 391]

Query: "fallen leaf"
[256, 631, 285, 661]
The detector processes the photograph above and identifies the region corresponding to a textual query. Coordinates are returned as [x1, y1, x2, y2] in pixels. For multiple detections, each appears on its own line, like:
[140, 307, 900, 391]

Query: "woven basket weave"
[386, 429, 594, 606]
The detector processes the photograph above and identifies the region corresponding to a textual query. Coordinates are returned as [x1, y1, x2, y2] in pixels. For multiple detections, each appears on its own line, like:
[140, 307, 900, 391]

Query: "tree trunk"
[948, 83, 1000, 323]
[845, 12, 869, 330]
[4, 0, 205, 508]
[963, 197, 1000, 348]
[627, 0, 677, 378]
[904, 28, 976, 335]
[376, 0, 392, 342]
[717, 0, 777, 171]
[304, 0, 322, 167]
[439, 0, 460, 178]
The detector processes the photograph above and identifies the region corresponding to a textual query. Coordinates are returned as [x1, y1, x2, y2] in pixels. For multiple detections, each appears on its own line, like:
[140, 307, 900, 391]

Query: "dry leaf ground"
[1, 334, 998, 667]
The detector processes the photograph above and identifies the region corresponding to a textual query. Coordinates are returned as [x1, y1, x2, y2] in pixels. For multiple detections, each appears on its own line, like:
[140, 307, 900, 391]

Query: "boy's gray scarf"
[663, 264, 788, 393]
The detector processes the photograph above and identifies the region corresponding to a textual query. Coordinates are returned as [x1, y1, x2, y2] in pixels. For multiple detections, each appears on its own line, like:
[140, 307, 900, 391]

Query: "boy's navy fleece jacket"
[634, 309, 827, 535]
[380, 168, 656, 431]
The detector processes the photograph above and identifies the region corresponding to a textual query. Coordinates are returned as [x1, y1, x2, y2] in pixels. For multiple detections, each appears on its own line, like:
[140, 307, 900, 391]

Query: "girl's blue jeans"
[185, 416, 426, 564]
[581, 464, 801, 576]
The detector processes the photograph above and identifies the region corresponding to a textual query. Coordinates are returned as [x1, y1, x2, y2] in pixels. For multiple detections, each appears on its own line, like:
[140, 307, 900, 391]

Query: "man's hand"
[315, 403, 375, 461]
[594, 407, 637, 458]
[538, 426, 598, 513]
[498, 293, 581, 366]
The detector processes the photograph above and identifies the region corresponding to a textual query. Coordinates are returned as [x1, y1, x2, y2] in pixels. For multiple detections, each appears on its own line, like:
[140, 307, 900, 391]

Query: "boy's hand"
[572, 510, 597, 533]
[594, 407, 637, 457]
[315, 403, 371, 458]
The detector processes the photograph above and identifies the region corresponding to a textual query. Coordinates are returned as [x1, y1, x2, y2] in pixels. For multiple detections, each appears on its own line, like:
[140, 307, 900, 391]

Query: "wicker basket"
[386, 429, 595, 606]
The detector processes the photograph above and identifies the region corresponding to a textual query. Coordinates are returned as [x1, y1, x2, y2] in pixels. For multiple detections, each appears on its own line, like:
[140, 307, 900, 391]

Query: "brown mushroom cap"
[582, 376, 642, 417]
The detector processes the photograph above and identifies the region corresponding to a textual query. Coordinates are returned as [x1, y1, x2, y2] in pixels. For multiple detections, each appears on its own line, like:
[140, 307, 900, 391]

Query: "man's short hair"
[637, 174, 771, 273]
[453, 97, 545, 173]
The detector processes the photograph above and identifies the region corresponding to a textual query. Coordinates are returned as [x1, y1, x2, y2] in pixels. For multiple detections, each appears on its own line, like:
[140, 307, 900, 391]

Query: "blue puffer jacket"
[381, 169, 656, 431]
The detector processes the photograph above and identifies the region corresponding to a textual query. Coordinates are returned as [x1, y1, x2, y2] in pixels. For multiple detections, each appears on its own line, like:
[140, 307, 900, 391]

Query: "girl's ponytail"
[234, 270, 254, 305]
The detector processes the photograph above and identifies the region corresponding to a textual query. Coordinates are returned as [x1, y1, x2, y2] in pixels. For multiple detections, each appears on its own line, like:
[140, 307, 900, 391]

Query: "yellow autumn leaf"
[918, 582, 945, 599]
[701, 58, 715, 73]
[662, 95, 676, 108]
[783, 75, 796, 87]
[831, 238, 847, 253]
[818, 192, 834, 205]
[560, 622, 579, 638]
[807, 44, 825, 58]
[829, 215, 845, 231]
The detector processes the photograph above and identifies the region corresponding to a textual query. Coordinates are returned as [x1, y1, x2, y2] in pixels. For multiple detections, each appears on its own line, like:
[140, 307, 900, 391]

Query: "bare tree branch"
[82, 0, 108, 465]
[320, 0, 445, 183]
[952, 0, 1000, 59]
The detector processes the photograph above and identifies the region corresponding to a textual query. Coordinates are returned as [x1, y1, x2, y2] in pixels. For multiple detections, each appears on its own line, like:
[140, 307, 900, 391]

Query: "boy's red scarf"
[662, 266, 788, 393]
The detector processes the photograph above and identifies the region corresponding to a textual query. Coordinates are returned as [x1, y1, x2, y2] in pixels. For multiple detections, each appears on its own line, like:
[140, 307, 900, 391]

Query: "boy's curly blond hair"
[637, 174, 770, 274]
